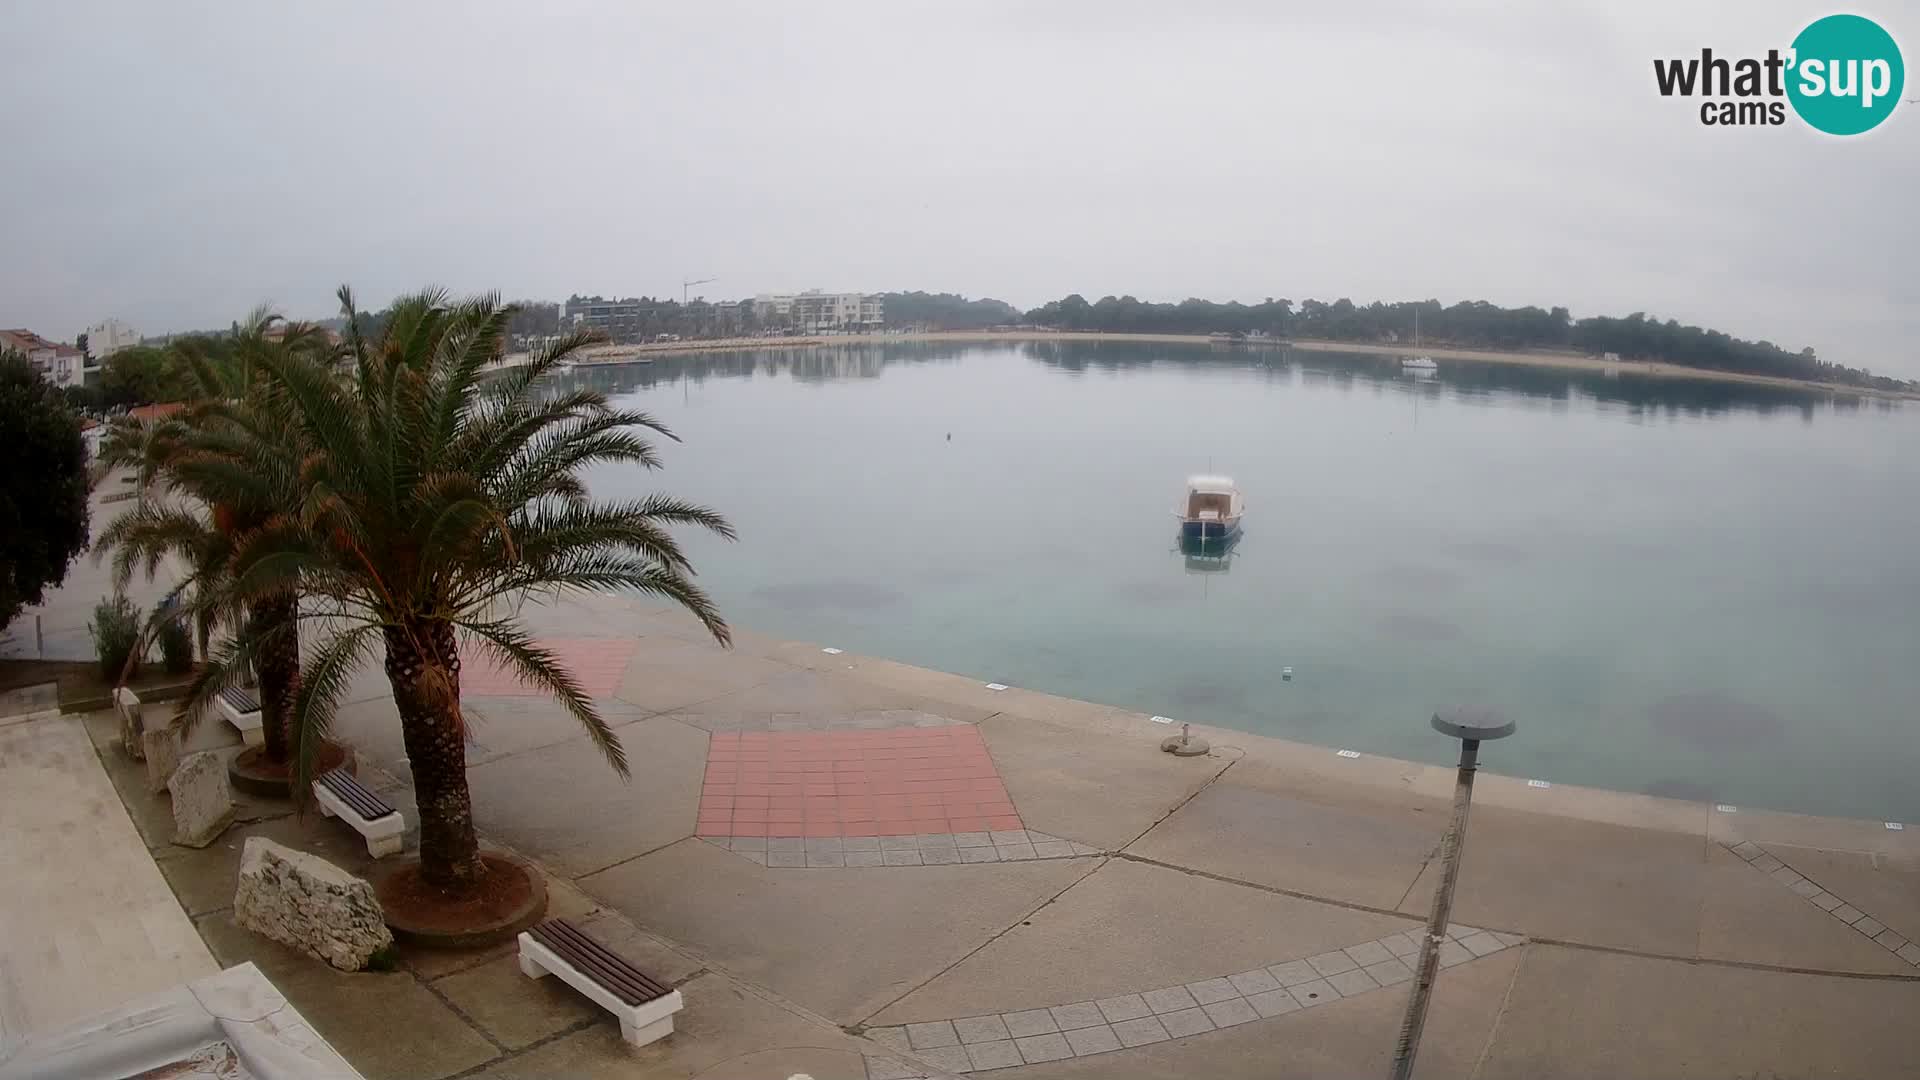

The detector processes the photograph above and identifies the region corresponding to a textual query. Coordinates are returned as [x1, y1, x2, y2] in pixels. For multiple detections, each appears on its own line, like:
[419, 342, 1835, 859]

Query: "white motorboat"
[1175, 475, 1244, 541]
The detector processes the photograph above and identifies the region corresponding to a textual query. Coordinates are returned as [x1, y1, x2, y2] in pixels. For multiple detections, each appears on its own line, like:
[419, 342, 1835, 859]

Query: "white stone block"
[233, 836, 394, 972]
[167, 750, 234, 848]
[142, 724, 184, 794]
[113, 686, 144, 760]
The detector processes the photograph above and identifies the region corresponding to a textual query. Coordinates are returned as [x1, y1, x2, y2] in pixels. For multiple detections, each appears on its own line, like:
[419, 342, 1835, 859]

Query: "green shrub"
[155, 607, 193, 674]
[89, 594, 142, 682]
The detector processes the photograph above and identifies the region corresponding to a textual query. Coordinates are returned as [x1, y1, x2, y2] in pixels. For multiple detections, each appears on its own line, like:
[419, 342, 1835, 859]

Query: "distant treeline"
[1019, 294, 1905, 390]
[879, 291, 1021, 330]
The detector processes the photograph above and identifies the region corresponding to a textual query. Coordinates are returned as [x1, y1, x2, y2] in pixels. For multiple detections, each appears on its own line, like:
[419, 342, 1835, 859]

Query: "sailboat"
[1402, 309, 1437, 370]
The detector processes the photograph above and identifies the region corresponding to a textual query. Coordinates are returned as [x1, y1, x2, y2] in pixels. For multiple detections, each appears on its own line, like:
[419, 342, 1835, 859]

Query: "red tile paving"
[457, 637, 636, 698]
[696, 726, 1023, 839]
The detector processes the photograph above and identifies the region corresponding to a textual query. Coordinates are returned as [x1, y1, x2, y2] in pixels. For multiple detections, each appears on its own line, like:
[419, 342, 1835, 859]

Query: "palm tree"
[95, 312, 333, 774]
[209, 287, 732, 892]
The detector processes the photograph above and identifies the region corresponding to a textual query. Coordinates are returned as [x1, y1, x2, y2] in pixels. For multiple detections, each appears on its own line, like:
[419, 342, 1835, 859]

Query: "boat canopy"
[1185, 474, 1237, 494]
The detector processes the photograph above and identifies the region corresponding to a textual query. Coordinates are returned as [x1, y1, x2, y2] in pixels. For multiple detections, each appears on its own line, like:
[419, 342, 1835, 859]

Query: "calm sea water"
[568, 341, 1920, 823]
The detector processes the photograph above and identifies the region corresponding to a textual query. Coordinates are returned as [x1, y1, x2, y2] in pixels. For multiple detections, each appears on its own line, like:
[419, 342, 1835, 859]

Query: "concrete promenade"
[13, 585, 1920, 1078]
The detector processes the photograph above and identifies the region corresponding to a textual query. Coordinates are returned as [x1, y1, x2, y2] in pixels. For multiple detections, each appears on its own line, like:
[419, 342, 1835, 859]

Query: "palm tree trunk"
[251, 592, 300, 765]
[383, 619, 483, 889]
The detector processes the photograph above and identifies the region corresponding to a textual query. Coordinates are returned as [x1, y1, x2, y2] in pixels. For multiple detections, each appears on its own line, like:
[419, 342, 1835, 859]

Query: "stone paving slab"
[465, 971, 871, 1080]
[864, 926, 1524, 1072]
[579, 831, 1093, 1024]
[1396, 802, 1713, 956]
[458, 636, 637, 697]
[978, 712, 1226, 852]
[870, 859, 1413, 1024]
[464, 715, 708, 876]
[1696, 843, 1911, 973]
[0, 716, 218, 1046]
[611, 636, 795, 713]
[664, 665, 999, 731]
[1721, 841, 1920, 970]
[196, 913, 497, 1080]
[432, 951, 601, 1050]
[1760, 843, 1920, 947]
[454, 694, 653, 767]
[1126, 774, 1442, 911]
[1476, 944, 1920, 1080]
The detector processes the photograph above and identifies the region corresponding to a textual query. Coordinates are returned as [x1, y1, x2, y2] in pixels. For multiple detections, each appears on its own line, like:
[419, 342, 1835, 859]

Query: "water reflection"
[1177, 532, 1240, 574]
[541, 342, 975, 396]
[534, 338, 1897, 423]
[1015, 339, 1889, 421]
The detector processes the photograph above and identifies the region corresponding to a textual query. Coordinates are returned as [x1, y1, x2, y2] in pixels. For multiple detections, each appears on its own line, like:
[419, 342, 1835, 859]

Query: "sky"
[2, 1, 1916, 372]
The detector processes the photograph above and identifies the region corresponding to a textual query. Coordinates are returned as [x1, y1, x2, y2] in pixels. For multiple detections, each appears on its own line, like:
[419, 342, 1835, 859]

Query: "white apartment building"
[85, 317, 141, 358]
[752, 290, 883, 332]
[1, 328, 92, 388]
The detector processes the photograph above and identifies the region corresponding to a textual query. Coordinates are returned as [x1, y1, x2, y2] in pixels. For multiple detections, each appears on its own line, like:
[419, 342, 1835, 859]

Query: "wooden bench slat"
[219, 686, 262, 713]
[316, 769, 397, 821]
[529, 919, 669, 1004]
[536, 918, 668, 996]
[531, 921, 667, 1004]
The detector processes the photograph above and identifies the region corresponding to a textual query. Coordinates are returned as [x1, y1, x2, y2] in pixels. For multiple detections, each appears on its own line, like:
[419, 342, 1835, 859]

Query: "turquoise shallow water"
[567, 341, 1920, 823]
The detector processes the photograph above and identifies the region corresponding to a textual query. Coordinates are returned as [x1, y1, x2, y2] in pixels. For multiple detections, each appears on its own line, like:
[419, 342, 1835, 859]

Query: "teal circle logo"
[1787, 14, 1904, 135]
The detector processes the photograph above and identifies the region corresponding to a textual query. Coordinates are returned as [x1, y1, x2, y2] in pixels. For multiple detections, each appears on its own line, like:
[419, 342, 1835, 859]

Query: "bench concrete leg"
[520, 952, 549, 980]
[367, 833, 403, 858]
[620, 1015, 674, 1048]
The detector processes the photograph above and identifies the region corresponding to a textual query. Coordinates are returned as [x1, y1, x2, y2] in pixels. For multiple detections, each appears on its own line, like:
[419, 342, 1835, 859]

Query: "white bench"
[312, 768, 405, 857]
[216, 686, 265, 748]
[518, 918, 684, 1046]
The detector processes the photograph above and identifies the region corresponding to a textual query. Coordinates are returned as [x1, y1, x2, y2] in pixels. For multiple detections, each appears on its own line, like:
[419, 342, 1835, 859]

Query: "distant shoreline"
[512, 331, 1917, 401]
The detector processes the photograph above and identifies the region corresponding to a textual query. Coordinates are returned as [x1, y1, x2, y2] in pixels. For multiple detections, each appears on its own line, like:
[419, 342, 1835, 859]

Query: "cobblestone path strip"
[860, 924, 1526, 1075]
[1724, 841, 1920, 967]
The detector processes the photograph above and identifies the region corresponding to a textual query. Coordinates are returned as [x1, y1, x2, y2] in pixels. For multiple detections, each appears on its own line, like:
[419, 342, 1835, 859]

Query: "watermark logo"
[1653, 13, 1904, 134]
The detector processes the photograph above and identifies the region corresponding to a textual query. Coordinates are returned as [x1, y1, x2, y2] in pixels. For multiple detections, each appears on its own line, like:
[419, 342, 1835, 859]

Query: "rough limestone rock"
[142, 725, 184, 794]
[114, 687, 145, 760]
[233, 836, 394, 971]
[168, 749, 235, 848]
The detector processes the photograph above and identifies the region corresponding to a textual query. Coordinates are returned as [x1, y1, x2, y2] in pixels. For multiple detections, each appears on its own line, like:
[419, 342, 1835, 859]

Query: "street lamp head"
[1432, 707, 1515, 742]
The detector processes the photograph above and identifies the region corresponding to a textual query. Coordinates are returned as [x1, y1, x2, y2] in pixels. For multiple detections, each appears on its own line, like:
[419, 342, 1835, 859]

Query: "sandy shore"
[517, 331, 1914, 400]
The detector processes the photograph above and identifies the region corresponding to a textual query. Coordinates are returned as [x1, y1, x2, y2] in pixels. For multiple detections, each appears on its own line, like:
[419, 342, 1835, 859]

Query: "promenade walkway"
[0, 715, 216, 1047]
[11, 585, 1920, 1077]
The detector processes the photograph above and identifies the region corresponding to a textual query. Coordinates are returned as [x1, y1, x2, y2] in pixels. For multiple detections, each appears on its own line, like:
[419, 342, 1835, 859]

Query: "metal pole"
[1389, 737, 1481, 1080]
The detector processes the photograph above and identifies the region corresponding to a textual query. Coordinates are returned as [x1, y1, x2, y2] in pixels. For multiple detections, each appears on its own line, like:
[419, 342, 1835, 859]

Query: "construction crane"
[681, 277, 717, 305]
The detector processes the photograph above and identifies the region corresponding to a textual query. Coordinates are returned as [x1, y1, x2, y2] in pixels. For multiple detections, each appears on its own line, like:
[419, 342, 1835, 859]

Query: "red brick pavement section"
[457, 637, 637, 698]
[698, 727, 1023, 839]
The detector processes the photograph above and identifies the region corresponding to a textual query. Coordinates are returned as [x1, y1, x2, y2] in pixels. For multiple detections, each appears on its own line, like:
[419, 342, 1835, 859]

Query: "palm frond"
[288, 623, 380, 801]
[457, 618, 628, 777]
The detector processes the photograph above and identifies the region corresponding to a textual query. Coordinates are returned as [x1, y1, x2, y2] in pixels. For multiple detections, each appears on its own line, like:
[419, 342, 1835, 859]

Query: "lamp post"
[1388, 707, 1515, 1080]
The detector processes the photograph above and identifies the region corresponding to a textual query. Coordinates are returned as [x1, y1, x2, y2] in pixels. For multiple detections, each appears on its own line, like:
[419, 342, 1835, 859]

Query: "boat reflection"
[1177, 531, 1241, 574]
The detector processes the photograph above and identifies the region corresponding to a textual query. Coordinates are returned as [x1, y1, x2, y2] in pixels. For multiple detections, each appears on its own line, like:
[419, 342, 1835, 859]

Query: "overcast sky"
[3, 1, 1915, 371]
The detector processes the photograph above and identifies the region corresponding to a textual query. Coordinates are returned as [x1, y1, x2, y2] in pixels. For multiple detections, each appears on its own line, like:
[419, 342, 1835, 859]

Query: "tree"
[76, 332, 90, 360]
[1015, 291, 1885, 385]
[100, 344, 194, 405]
[878, 292, 1020, 330]
[0, 349, 90, 631]
[95, 312, 333, 772]
[201, 287, 734, 893]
